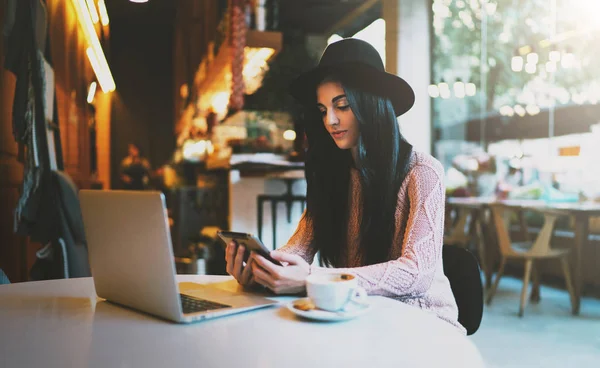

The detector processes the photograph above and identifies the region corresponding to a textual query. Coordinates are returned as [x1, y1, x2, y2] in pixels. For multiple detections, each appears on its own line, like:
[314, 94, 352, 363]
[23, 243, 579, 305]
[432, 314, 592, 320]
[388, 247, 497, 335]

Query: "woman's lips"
[331, 130, 348, 139]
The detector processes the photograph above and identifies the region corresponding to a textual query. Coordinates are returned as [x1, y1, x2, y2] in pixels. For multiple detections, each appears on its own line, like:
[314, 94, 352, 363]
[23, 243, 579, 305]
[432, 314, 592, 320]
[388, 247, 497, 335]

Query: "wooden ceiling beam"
[323, 0, 380, 36]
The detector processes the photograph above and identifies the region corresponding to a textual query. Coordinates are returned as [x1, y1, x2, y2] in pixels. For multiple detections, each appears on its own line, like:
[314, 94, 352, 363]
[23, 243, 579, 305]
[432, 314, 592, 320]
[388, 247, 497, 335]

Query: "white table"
[0, 275, 484, 368]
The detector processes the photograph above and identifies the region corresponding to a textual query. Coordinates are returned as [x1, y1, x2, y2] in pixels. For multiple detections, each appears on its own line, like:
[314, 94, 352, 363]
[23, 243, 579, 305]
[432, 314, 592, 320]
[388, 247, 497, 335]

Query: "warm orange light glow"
[72, 0, 115, 92]
[86, 48, 104, 89]
[212, 92, 230, 119]
[85, 0, 99, 23]
[243, 47, 275, 94]
[283, 130, 296, 141]
[87, 81, 97, 103]
[98, 0, 110, 26]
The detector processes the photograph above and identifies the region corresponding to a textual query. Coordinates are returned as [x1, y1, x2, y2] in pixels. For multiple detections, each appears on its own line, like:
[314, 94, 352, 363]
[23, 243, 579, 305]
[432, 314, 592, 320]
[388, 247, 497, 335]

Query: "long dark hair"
[303, 72, 413, 267]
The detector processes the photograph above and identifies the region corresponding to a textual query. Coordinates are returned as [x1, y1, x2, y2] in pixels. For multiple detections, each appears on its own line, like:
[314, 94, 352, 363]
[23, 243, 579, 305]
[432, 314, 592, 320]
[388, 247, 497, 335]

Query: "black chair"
[0, 268, 10, 285]
[442, 244, 484, 335]
[257, 176, 306, 250]
[30, 171, 91, 280]
[54, 171, 91, 278]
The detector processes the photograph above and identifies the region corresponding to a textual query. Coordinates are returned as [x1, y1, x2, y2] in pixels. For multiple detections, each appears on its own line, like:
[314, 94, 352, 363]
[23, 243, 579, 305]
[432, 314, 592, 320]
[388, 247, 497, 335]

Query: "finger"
[270, 251, 305, 265]
[253, 267, 276, 290]
[252, 253, 281, 276]
[253, 265, 274, 286]
[240, 257, 254, 285]
[226, 241, 237, 256]
[225, 244, 234, 275]
[233, 245, 246, 279]
[226, 242, 236, 261]
[226, 243, 238, 276]
[250, 260, 269, 275]
[253, 274, 269, 289]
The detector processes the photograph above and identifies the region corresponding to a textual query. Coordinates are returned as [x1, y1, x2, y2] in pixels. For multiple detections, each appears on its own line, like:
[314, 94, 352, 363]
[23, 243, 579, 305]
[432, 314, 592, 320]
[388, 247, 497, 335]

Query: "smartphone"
[217, 231, 282, 266]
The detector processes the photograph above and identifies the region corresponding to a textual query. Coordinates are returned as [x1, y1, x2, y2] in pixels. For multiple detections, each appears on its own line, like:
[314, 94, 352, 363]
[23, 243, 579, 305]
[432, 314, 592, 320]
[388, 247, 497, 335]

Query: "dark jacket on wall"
[3, 0, 89, 280]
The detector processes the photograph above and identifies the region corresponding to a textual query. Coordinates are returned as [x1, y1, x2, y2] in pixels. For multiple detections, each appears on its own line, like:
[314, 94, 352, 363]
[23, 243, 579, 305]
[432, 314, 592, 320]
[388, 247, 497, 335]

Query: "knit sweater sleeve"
[277, 210, 318, 265]
[313, 161, 446, 298]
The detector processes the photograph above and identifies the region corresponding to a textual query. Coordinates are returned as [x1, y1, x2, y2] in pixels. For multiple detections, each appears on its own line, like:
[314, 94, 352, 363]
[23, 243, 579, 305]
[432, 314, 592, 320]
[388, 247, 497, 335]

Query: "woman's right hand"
[225, 241, 256, 287]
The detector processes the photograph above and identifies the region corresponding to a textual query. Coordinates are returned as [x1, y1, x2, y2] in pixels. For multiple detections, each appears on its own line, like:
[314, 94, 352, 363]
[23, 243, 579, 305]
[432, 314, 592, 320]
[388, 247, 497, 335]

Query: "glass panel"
[431, 0, 600, 202]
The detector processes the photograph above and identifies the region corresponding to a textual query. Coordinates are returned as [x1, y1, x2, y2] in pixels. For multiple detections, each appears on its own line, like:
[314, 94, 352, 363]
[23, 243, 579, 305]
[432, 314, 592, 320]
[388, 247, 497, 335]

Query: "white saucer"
[286, 297, 371, 322]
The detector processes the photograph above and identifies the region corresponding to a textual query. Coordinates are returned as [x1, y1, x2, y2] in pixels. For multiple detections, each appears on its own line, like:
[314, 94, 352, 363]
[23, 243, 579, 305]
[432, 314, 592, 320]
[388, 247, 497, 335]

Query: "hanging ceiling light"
[438, 81, 451, 99]
[87, 81, 97, 103]
[85, 0, 99, 23]
[526, 52, 539, 65]
[453, 80, 466, 99]
[525, 105, 540, 116]
[465, 83, 477, 96]
[514, 105, 526, 117]
[561, 47, 576, 69]
[98, 0, 110, 26]
[499, 105, 514, 117]
[130, 0, 149, 3]
[545, 61, 557, 73]
[71, 0, 115, 92]
[283, 130, 296, 141]
[511, 56, 524, 72]
[525, 63, 537, 74]
[511, 49, 523, 72]
[428, 84, 440, 98]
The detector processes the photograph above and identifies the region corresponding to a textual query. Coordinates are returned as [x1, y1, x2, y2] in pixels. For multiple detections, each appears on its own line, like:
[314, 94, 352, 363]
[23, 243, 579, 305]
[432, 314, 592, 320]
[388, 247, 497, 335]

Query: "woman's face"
[316, 81, 360, 150]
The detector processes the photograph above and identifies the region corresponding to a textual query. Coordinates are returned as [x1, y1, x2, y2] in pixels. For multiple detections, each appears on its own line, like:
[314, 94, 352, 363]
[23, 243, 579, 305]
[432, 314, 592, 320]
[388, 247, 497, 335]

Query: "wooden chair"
[486, 204, 576, 317]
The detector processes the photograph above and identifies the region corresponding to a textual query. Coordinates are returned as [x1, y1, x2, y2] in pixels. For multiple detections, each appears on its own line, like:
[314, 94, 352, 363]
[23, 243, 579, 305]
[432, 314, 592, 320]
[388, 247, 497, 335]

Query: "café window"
[431, 0, 600, 202]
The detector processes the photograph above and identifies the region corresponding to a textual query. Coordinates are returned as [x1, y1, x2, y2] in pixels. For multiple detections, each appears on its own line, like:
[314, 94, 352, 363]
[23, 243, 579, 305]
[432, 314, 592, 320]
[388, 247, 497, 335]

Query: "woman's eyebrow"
[317, 94, 347, 107]
[332, 94, 347, 103]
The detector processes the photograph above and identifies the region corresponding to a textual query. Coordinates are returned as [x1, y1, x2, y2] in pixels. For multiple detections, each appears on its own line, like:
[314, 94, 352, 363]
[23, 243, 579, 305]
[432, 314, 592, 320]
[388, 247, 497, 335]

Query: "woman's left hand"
[250, 251, 310, 295]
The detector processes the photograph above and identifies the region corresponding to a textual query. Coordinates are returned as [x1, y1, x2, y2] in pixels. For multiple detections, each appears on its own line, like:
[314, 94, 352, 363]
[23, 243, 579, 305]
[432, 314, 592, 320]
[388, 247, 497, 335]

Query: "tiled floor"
[472, 276, 600, 368]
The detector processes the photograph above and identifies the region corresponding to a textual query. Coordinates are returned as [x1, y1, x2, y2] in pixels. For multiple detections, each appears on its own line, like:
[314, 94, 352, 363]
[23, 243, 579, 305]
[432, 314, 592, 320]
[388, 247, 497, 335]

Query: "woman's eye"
[337, 105, 350, 111]
[319, 110, 326, 116]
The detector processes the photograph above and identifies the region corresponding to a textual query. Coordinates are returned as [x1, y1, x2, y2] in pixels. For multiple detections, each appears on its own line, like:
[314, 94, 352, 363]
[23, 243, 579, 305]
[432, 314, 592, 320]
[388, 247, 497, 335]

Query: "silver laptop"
[79, 190, 277, 323]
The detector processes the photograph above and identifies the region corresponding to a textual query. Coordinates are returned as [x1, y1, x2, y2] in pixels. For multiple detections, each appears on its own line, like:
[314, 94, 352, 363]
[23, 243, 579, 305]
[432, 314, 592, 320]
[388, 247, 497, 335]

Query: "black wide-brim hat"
[289, 38, 415, 117]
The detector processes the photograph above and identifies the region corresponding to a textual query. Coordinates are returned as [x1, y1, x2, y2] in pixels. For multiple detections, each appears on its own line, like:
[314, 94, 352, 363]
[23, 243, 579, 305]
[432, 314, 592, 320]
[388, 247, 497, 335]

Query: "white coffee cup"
[305, 273, 367, 312]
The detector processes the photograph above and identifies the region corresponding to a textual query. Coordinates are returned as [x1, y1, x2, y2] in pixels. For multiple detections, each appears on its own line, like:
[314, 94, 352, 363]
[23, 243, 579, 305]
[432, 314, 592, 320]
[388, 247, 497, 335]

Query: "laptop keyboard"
[179, 294, 231, 314]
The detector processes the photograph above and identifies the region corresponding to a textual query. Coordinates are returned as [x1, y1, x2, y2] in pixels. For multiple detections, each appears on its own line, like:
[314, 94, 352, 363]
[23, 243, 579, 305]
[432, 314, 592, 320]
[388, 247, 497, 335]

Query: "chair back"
[529, 213, 557, 255]
[490, 204, 559, 257]
[443, 245, 483, 335]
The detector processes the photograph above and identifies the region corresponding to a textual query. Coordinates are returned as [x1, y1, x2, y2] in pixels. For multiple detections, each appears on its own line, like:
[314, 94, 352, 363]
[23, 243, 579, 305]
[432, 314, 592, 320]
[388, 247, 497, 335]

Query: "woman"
[225, 38, 464, 333]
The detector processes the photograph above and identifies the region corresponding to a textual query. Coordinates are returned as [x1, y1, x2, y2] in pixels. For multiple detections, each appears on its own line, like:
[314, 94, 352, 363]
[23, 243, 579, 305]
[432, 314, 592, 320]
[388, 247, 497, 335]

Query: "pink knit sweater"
[279, 151, 465, 334]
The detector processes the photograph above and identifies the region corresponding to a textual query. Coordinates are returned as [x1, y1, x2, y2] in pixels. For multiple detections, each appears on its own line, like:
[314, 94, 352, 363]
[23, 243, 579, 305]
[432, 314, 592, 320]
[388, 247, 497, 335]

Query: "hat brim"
[289, 63, 415, 117]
